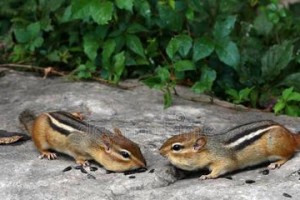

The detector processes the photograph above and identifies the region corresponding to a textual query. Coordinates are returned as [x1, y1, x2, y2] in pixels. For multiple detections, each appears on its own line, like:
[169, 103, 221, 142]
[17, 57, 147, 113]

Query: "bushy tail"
[19, 109, 36, 136]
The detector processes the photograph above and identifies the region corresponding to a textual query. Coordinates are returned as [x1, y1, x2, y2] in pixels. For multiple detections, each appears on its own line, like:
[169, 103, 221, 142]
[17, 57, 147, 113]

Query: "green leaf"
[261, 41, 294, 81]
[91, 1, 113, 25]
[282, 87, 294, 100]
[274, 99, 285, 114]
[126, 34, 145, 58]
[102, 39, 116, 66]
[215, 40, 240, 69]
[166, 35, 192, 59]
[113, 51, 125, 82]
[253, 12, 273, 35]
[115, 0, 134, 12]
[225, 88, 239, 101]
[142, 77, 163, 89]
[193, 37, 215, 62]
[192, 66, 216, 94]
[71, 0, 113, 25]
[157, 67, 170, 83]
[285, 105, 300, 117]
[174, 60, 195, 72]
[164, 90, 172, 109]
[213, 15, 237, 40]
[134, 0, 151, 19]
[83, 34, 100, 61]
[287, 92, 300, 101]
[239, 87, 253, 101]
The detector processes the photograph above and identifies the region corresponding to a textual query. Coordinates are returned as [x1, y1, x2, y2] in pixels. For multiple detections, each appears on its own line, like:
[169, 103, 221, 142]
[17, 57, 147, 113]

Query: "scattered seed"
[260, 169, 269, 175]
[128, 175, 136, 179]
[89, 166, 98, 172]
[245, 179, 255, 184]
[283, 193, 292, 198]
[74, 165, 82, 170]
[80, 168, 88, 174]
[225, 176, 233, 180]
[87, 174, 96, 179]
[149, 169, 155, 173]
[62, 166, 72, 172]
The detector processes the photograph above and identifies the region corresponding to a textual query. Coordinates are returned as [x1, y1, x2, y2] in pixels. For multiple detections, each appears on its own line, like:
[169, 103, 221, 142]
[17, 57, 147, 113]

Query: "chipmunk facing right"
[160, 120, 300, 179]
[19, 110, 146, 172]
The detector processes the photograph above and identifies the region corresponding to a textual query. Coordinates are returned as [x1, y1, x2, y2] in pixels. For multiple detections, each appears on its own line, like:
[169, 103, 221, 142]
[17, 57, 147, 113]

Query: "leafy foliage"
[1, 0, 300, 116]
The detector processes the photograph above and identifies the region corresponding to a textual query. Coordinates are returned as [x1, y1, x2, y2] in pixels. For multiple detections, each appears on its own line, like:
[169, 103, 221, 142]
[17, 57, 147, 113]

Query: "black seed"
[74, 165, 82, 170]
[260, 169, 269, 175]
[87, 174, 96, 179]
[80, 168, 88, 174]
[62, 166, 72, 172]
[89, 166, 98, 172]
[128, 175, 136, 179]
[149, 169, 155, 173]
[225, 176, 233, 180]
[283, 193, 292, 198]
[245, 179, 255, 184]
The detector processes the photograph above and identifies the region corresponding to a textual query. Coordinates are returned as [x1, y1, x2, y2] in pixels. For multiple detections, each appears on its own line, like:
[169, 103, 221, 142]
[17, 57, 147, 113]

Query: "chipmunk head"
[159, 128, 208, 171]
[99, 128, 147, 172]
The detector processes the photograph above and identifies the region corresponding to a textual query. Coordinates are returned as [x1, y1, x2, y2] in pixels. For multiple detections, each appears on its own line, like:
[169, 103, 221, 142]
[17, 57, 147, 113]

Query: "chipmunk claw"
[39, 152, 57, 160]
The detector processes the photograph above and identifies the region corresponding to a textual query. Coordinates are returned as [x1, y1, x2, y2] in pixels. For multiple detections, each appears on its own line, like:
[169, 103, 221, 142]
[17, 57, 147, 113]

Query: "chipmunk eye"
[120, 150, 130, 159]
[171, 144, 183, 151]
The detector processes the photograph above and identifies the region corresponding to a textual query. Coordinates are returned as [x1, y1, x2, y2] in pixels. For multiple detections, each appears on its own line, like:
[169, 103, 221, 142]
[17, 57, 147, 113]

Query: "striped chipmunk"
[159, 120, 300, 179]
[19, 110, 146, 172]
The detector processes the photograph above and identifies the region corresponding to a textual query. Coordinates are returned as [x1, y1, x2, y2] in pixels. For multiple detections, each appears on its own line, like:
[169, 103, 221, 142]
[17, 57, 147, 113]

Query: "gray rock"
[0, 70, 300, 200]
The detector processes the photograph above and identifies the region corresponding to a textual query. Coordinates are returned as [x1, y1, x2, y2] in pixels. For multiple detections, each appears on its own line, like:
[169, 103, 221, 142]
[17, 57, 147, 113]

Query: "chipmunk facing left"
[19, 110, 146, 172]
[159, 120, 300, 179]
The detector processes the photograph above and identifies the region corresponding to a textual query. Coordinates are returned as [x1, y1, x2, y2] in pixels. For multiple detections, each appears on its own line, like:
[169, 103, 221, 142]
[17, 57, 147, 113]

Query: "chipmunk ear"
[113, 128, 123, 136]
[101, 135, 112, 152]
[194, 136, 206, 151]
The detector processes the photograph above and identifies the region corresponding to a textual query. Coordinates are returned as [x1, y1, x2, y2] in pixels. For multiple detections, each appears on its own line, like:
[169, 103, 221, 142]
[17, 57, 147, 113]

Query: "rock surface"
[0, 69, 300, 200]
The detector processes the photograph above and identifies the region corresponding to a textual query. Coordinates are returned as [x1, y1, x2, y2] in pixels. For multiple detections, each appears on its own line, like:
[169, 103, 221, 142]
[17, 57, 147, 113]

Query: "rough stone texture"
[0, 69, 300, 200]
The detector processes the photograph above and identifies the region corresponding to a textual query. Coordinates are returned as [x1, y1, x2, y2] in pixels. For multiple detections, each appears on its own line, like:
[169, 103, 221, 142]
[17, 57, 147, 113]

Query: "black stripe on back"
[47, 117, 71, 136]
[48, 112, 88, 132]
[231, 129, 270, 151]
[223, 120, 277, 145]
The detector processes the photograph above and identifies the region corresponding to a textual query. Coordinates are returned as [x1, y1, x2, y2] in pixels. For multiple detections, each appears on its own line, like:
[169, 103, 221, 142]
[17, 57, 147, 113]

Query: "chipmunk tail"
[19, 109, 36, 136]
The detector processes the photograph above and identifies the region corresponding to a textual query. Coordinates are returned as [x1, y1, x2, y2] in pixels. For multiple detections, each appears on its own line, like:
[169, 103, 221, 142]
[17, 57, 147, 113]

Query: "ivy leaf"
[253, 12, 273, 35]
[261, 41, 294, 81]
[134, 0, 151, 19]
[174, 60, 195, 72]
[192, 66, 216, 94]
[193, 37, 215, 62]
[157, 67, 170, 83]
[166, 35, 192, 59]
[83, 34, 100, 61]
[113, 51, 125, 83]
[288, 92, 300, 101]
[215, 40, 240, 69]
[71, 0, 113, 25]
[213, 15, 237, 40]
[90, 1, 113, 25]
[126, 34, 145, 58]
[102, 39, 116, 66]
[115, 0, 134, 12]
[285, 105, 300, 116]
[142, 77, 163, 89]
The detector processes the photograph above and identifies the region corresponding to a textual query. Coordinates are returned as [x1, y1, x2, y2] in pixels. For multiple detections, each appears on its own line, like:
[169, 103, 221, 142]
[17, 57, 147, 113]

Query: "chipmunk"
[159, 120, 300, 179]
[19, 110, 146, 172]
